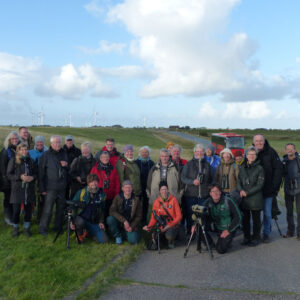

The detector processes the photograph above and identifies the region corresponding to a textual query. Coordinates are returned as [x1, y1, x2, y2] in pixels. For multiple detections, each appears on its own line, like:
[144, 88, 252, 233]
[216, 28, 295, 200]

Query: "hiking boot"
[283, 231, 294, 238]
[263, 234, 270, 243]
[116, 236, 122, 245]
[168, 241, 175, 249]
[248, 239, 260, 247]
[241, 238, 251, 246]
[24, 228, 32, 237]
[12, 227, 19, 237]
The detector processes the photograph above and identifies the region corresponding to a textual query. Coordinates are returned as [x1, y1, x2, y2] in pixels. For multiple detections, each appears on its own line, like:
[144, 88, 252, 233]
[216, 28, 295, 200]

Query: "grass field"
[0, 126, 297, 299]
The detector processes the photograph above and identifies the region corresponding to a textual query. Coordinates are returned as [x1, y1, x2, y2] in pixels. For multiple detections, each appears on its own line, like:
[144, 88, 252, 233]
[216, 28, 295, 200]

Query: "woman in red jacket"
[90, 150, 120, 217]
[143, 181, 182, 249]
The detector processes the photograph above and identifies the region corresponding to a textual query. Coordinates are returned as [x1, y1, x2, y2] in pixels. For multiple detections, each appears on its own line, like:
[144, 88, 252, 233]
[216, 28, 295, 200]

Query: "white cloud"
[37, 63, 117, 99]
[0, 52, 41, 96]
[198, 101, 217, 118]
[100, 65, 153, 79]
[223, 101, 271, 119]
[78, 40, 126, 54]
[106, 0, 300, 101]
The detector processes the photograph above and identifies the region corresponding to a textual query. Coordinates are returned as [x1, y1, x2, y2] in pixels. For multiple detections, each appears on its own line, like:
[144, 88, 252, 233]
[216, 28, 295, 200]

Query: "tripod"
[184, 214, 214, 260]
[148, 222, 162, 253]
[53, 207, 81, 249]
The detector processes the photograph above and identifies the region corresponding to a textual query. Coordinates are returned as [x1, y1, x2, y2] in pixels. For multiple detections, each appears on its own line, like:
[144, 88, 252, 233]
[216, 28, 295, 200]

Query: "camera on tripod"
[191, 204, 208, 220]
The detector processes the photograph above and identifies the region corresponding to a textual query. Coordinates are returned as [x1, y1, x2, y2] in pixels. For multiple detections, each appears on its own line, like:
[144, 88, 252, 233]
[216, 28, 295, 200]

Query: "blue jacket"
[29, 146, 48, 165]
[205, 155, 221, 174]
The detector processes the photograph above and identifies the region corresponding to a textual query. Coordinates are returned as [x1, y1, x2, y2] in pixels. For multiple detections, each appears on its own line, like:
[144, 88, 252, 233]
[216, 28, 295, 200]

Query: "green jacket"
[116, 156, 141, 196]
[236, 160, 265, 211]
[72, 187, 106, 224]
[206, 195, 242, 233]
[109, 192, 142, 230]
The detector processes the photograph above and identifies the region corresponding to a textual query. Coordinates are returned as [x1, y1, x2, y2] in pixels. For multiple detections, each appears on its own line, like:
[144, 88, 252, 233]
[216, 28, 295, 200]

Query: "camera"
[192, 204, 208, 216]
[66, 200, 86, 210]
[103, 179, 110, 189]
[152, 210, 168, 228]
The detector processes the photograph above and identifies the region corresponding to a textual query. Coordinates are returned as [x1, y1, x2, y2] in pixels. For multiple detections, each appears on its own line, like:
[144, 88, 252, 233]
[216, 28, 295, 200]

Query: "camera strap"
[159, 201, 173, 221]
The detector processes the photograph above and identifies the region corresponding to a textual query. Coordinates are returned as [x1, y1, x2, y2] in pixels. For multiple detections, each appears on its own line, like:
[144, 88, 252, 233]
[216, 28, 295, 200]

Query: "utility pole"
[94, 111, 98, 126]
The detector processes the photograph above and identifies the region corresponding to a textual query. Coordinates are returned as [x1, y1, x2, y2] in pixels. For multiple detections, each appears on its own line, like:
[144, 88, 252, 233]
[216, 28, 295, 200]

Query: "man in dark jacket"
[205, 184, 242, 254]
[69, 142, 96, 199]
[63, 135, 81, 199]
[181, 144, 214, 234]
[38, 135, 69, 235]
[253, 134, 283, 243]
[282, 143, 300, 240]
[107, 180, 142, 245]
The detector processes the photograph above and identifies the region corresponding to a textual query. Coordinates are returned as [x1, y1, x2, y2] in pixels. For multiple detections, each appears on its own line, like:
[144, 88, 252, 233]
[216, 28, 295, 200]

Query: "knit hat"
[65, 135, 74, 141]
[123, 144, 134, 153]
[34, 135, 45, 144]
[220, 148, 233, 158]
[234, 150, 243, 158]
[122, 180, 133, 187]
[159, 181, 168, 190]
[166, 142, 175, 150]
[206, 144, 215, 155]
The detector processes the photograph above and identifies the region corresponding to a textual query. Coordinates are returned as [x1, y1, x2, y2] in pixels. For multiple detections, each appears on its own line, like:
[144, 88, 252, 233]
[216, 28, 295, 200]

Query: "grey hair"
[50, 135, 62, 143]
[81, 141, 92, 151]
[160, 148, 169, 155]
[172, 144, 182, 153]
[246, 146, 258, 156]
[4, 131, 20, 149]
[194, 144, 205, 152]
[253, 134, 265, 143]
[139, 145, 151, 155]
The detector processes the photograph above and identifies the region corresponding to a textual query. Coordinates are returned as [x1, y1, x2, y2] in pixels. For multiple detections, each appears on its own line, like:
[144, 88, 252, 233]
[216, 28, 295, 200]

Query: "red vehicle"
[211, 133, 245, 156]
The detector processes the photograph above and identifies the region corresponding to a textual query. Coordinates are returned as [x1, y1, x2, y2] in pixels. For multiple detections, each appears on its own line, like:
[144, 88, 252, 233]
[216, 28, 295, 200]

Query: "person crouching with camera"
[70, 174, 108, 243]
[107, 180, 142, 245]
[205, 184, 242, 254]
[143, 182, 182, 249]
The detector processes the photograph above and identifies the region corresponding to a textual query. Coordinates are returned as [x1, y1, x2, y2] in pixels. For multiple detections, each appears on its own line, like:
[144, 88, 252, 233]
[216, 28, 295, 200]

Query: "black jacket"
[69, 155, 96, 195]
[256, 139, 283, 197]
[39, 147, 69, 193]
[181, 157, 214, 199]
[63, 145, 81, 166]
[0, 145, 17, 191]
[135, 159, 154, 195]
[7, 156, 38, 204]
[282, 153, 300, 196]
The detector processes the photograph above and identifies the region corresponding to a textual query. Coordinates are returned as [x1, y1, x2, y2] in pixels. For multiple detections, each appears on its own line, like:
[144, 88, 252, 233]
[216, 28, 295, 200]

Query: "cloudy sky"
[1, 0, 300, 128]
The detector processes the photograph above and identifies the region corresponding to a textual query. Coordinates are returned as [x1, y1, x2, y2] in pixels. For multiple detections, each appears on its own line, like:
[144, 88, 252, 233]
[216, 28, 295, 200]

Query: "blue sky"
[1, 0, 300, 128]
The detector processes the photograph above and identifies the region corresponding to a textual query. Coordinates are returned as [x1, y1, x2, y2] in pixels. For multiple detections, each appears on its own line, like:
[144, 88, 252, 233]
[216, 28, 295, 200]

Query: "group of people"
[0, 127, 299, 254]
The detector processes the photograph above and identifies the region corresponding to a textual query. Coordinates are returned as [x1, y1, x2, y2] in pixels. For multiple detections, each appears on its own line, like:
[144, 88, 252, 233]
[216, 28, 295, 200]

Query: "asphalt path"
[167, 131, 211, 148]
[101, 205, 300, 300]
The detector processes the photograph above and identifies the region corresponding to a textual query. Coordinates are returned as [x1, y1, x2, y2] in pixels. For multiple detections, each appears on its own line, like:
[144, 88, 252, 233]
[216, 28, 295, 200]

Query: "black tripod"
[53, 207, 81, 249]
[184, 214, 214, 260]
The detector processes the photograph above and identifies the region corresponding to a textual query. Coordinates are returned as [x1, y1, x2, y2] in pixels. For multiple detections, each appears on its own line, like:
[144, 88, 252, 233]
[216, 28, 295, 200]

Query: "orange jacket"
[148, 194, 182, 229]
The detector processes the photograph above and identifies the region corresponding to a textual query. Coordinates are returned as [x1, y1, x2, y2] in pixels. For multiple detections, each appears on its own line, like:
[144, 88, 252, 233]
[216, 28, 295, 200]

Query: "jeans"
[263, 197, 273, 236]
[12, 203, 32, 225]
[185, 197, 207, 228]
[285, 193, 300, 234]
[74, 215, 108, 243]
[106, 216, 140, 244]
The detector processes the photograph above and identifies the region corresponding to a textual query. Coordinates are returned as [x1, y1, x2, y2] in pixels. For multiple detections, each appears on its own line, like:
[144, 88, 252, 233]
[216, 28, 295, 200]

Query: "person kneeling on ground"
[107, 180, 142, 245]
[70, 174, 108, 243]
[143, 182, 182, 249]
[204, 184, 242, 254]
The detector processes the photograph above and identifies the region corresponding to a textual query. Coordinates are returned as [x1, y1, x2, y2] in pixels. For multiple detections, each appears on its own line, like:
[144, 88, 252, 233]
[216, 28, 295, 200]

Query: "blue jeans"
[106, 216, 140, 244]
[185, 197, 207, 228]
[85, 221, 108, 243]
[263, 197, 273, 236]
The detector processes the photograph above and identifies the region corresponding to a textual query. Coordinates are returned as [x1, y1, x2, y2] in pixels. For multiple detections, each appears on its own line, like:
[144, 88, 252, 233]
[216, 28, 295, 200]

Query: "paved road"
[101, 206, 300, 300]
[167, 131, 211, 148]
